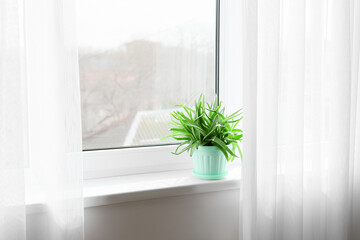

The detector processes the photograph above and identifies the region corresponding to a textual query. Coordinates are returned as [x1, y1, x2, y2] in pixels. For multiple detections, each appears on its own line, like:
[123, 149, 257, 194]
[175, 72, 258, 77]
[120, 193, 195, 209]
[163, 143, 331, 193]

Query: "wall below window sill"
[26, 167, 241, 213]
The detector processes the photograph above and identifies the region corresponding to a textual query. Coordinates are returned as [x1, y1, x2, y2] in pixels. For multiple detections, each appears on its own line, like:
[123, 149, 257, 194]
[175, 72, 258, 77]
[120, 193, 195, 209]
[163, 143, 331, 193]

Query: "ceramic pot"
[192, 146, 228, 180]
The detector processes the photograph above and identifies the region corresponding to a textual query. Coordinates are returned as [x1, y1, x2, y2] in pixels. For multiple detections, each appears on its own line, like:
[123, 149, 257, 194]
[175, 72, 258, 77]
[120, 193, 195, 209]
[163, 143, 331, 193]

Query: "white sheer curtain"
[0, 0, 28, 238]
[1, 0, 83, 239]
[241, 0, 360, 240]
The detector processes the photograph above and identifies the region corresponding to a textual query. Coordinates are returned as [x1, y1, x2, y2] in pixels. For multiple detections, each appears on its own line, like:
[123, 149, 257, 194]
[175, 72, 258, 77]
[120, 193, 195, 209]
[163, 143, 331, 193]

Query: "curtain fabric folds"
[241, 0, 360, 240]
[0, 0, 83, 239]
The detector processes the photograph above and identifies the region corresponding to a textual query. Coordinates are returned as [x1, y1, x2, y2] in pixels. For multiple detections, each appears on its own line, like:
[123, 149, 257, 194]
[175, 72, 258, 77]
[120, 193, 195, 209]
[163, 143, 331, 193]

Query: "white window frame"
[83, 0, 242, 180]
[84, 145, 191, 179]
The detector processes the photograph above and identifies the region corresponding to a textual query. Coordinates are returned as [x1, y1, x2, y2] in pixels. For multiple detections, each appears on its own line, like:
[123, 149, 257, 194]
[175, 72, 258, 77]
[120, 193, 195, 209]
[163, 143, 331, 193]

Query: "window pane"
[77, 0, 216, 150]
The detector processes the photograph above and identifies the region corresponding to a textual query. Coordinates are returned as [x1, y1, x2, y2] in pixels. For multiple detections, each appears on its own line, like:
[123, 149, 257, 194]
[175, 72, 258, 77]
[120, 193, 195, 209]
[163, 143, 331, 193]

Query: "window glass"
[77, 0, 216, 150]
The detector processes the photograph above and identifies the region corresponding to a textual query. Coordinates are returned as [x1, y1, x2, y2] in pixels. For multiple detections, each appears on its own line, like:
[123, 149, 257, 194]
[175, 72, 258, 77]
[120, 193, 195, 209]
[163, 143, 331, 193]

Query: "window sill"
[26, 167, 241, 213]
[84, 167, 241, 208]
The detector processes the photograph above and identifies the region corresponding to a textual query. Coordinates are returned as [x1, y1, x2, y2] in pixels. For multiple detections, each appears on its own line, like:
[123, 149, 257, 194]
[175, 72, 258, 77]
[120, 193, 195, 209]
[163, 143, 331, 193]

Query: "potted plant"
[162, 94, 243, 180]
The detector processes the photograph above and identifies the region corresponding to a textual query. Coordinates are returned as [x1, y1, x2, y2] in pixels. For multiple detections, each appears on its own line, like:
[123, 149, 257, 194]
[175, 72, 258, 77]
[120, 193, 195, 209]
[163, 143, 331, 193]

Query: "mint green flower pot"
[192, 146, 228, 180]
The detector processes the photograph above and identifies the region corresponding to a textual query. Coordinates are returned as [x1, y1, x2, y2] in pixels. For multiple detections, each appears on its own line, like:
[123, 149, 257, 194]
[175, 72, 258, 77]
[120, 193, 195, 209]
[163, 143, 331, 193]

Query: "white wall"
[26, 189, 239, 240]
[85, 190, 240, 240]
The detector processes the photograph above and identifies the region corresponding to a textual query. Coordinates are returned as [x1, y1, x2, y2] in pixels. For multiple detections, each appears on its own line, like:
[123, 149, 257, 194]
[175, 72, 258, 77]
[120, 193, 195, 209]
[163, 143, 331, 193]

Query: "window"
[77, 0, 218, 151]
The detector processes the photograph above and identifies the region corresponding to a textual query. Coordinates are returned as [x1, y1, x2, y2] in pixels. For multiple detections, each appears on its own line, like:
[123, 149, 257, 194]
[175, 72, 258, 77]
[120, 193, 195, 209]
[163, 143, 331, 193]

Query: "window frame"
[83, 0, 243, 179]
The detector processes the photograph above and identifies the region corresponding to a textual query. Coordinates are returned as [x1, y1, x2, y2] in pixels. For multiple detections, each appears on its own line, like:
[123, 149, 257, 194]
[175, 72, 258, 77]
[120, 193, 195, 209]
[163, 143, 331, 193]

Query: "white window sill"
[26, 167, 241, 213]
[84, 167, 241, 208]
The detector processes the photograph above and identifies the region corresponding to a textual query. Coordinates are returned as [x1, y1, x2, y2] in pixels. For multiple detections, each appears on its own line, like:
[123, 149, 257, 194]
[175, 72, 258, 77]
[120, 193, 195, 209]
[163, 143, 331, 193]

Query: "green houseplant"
[162, 95, 243, 180]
